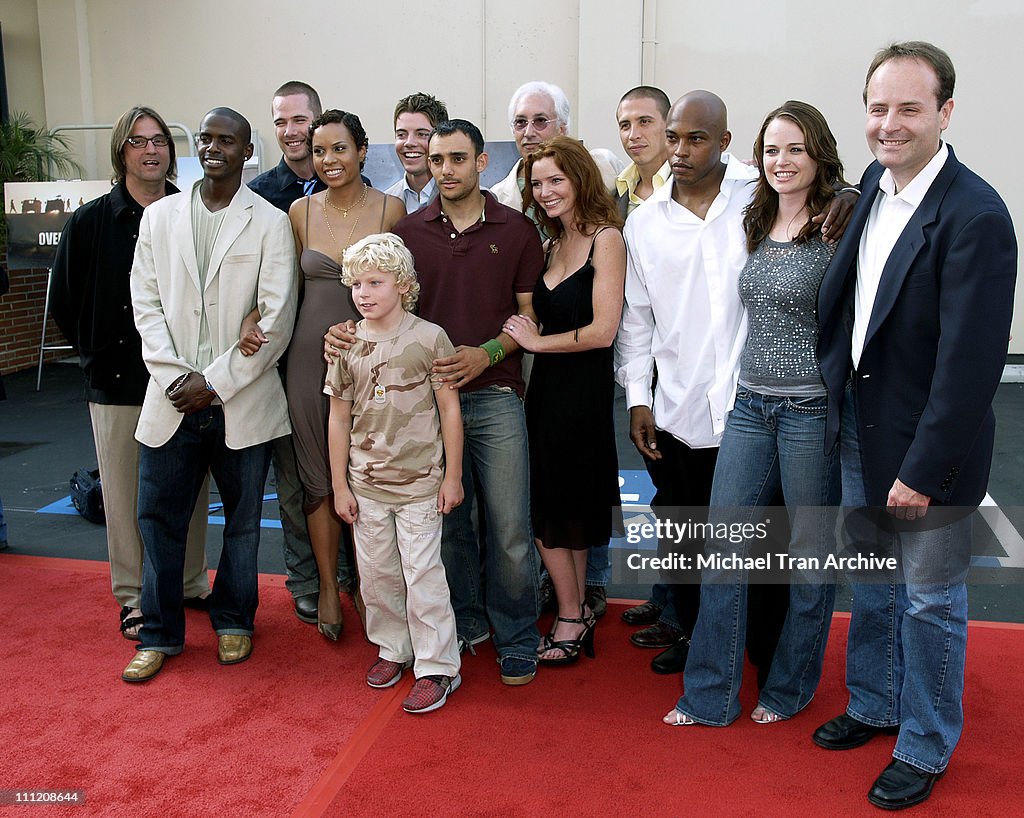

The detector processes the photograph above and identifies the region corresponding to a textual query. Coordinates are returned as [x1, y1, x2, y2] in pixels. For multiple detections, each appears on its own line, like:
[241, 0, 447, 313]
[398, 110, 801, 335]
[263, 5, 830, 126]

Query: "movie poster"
[4, 181, 112, 269]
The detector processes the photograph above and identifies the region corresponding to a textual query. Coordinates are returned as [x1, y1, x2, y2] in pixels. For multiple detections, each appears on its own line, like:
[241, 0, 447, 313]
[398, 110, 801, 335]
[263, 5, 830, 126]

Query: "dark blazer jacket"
[817, 146, 1017, 508]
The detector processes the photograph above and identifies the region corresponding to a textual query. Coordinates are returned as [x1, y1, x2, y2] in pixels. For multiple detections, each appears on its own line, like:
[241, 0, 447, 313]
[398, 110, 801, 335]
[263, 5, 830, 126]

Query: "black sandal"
[538, 607, 596, 666]
[119, 606, 144, 642]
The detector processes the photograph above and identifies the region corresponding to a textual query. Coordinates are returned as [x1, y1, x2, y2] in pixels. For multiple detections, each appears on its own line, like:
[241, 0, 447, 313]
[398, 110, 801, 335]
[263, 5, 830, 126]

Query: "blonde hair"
[341, 233, 420, 312]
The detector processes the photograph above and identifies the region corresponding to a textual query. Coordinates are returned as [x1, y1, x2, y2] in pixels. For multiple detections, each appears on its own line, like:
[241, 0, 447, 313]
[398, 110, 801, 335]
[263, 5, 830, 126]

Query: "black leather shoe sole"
[651, 639, 689, 674]
[867, 760, 943, 810]
[630, 622, 682, 649]
[621, 601, 664, 626]
[813, 713, 900, 750]
[293, 593, 319, 625]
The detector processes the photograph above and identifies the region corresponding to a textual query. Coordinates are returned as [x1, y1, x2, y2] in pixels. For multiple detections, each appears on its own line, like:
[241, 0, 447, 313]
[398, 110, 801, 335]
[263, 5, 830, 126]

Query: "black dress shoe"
[293, 592, 319, 625]
[867, 759, 942, 810]
[630, 621, 683, 648]
[812, 713, 900, 750]
[621, 601, 664, 626]
[651, 636, 690, 674]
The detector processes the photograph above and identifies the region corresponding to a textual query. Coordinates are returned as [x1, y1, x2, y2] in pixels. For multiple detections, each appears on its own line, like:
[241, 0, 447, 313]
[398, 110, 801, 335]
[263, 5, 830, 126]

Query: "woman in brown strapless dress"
[285, 110, 405, 639]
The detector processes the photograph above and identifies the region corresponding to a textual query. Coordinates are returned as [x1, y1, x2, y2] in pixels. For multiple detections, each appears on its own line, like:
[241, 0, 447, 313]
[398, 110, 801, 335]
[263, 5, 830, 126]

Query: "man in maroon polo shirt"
[327, 118, 545, 685]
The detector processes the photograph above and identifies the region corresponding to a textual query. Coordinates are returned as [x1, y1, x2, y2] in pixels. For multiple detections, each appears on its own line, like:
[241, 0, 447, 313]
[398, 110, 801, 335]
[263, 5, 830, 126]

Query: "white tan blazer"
[130, 181, 297, 449]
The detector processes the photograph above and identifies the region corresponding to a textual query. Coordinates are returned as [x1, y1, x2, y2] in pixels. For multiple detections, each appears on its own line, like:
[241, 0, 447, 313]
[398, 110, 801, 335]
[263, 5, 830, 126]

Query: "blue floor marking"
[36, 493, 283, 529]
[37, 476, 655, 534]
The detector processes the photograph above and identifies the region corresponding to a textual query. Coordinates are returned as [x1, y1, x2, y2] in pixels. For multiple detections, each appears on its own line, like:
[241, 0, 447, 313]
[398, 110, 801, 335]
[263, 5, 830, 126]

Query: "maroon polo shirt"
[393, 191, 543, 395]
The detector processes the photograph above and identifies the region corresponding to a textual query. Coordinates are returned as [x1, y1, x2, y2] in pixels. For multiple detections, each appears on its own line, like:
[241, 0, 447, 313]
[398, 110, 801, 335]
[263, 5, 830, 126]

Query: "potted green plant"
[0, 111, 82, 260]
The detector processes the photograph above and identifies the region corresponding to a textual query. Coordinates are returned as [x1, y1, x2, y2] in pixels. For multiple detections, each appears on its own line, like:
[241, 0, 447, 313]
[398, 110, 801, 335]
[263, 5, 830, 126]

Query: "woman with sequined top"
[665, 101, 847, 727]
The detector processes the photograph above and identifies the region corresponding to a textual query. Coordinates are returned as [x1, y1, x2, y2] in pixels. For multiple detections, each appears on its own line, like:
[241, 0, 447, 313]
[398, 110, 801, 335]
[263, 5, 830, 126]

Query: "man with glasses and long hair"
[51, 106, 213, 644]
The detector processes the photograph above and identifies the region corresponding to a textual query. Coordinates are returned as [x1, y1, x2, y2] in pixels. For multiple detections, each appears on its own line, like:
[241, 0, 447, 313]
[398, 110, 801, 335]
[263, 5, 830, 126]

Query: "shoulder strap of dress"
[379, 194, 387, 232]
[587, 225, 615, 262]
[304, 196, 312, 245]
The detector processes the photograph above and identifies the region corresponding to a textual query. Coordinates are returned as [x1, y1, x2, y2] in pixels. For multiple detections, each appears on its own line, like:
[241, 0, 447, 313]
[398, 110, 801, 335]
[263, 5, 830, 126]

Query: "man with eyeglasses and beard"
[51, 106, 213, 645]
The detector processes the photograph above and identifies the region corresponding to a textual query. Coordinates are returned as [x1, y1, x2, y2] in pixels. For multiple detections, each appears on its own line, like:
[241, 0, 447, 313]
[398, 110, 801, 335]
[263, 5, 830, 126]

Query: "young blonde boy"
[325, 232, 464, 713]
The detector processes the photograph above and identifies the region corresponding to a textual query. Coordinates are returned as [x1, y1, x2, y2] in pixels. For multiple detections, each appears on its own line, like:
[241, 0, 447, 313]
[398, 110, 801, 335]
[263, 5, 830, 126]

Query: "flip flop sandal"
[751, 705, 788, 724]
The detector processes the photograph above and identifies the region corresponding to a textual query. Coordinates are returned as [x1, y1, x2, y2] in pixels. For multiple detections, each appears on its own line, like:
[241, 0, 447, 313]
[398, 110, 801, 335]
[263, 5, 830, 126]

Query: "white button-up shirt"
[615, 154, 757, 448]
[852, 144, 948, 369]
[384, 174, 437, 213]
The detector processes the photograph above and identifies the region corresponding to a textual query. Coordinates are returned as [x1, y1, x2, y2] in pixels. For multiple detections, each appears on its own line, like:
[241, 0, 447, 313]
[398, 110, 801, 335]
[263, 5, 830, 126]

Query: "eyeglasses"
[125, 135, 170, 149]
[511, 116, 556, 133]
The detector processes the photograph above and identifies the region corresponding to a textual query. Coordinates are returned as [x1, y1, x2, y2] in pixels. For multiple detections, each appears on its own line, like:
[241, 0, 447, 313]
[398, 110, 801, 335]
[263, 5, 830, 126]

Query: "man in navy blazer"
[814, 42, 1017, 810]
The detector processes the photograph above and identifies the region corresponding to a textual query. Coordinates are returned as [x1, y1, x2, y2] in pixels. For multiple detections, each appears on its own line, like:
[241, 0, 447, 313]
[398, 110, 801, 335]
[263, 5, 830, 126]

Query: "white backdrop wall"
[10, 0, 1022, 347]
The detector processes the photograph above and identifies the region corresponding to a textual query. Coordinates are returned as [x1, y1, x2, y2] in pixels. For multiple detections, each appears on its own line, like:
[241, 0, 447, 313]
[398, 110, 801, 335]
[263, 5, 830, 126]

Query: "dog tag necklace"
[367, 313, 410, 405]
[369, 333, 400, 405]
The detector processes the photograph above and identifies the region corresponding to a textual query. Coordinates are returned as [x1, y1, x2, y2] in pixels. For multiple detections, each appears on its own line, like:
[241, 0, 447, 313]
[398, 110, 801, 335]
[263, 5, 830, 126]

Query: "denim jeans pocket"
[488, 385, 522, 402]
[785, 395, 828, 415]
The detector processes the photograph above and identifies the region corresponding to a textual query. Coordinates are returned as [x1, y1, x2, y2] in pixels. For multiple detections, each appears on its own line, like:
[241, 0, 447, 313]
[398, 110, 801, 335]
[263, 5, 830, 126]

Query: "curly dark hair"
[743, 101, 846, 254]
[308, 109, 368, 169]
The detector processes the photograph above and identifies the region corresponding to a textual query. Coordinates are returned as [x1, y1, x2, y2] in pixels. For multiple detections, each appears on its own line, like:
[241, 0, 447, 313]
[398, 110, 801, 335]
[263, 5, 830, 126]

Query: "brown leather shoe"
[121, 650, 166, 683]
[621, 600, 664, 626]
[217, 634, 253, 665]
[630, 621, 683, 648]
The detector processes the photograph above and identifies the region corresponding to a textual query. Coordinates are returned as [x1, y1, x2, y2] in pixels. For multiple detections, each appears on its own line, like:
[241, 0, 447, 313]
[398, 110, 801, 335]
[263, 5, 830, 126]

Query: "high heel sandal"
[538, 606, 596, 666]
[317, 595, 343, 642]
[537, 604, 595, 653]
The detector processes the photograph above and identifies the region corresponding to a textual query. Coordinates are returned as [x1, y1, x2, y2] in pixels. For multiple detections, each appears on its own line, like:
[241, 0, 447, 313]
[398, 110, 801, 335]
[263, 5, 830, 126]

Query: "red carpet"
[1, 556, 1022, 817]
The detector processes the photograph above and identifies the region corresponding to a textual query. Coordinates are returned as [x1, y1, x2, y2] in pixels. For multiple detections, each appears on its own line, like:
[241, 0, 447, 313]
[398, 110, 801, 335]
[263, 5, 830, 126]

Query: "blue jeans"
[586, 543, 610, 587]
[441, 387, 540, 662]
[138, 407, 271, 653]
[840, 381, 970, 773]
[0, 493, 7, 544]
[637, 583, 680, 630]
[678, 391, 838, 725]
